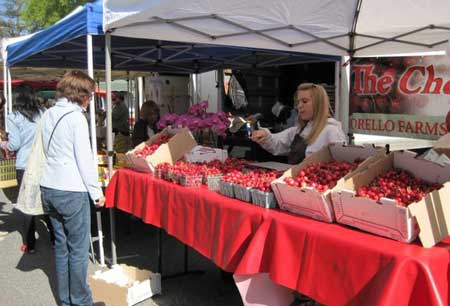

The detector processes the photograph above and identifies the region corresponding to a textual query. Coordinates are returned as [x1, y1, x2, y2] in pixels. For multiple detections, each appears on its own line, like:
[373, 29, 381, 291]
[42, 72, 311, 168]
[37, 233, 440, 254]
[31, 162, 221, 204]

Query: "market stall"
[100, 127, 450, 305]
[102, 1, 450, 305]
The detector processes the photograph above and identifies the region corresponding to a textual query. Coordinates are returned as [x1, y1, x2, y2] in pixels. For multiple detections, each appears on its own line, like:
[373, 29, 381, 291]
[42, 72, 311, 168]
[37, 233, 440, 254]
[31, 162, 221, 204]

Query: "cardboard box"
[233, 273, 294, 306]
[126, 128, 197, 173]
[89, 264, 161, 306]
[184, 145, 228, 163]
[271, 144, 382, 223]
[332, 151, 450, 246]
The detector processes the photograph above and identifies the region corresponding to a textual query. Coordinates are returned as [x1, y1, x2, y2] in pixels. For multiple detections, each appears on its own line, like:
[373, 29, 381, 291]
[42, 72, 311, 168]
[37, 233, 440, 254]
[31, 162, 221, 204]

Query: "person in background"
[0, 94, 5, 131]
[112, 91, 130, 152]
[40, 70, 105, 306]
[251, 83, 346, 164]
[286, 91, 299, 128]
[0, 89, 55, 254]
[131, 100, 160, 147]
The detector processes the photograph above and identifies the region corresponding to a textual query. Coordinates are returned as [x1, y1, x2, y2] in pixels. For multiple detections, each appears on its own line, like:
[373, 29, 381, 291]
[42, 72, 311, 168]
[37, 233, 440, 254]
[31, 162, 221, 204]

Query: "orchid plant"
[157, 100, 230, 137]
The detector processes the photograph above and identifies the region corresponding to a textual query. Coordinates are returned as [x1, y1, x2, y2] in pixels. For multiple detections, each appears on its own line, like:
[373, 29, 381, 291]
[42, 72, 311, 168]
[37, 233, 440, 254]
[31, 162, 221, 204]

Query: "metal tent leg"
[158, 228, 204, 280]
[96, 210, 105, 266]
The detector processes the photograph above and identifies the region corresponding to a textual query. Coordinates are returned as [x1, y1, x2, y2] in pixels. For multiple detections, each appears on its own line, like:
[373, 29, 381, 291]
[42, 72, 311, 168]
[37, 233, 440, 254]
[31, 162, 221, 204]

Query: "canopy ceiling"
[0, 65, 151, 81]
[104, 0, 450, 57]
[6, 35, 338, 74]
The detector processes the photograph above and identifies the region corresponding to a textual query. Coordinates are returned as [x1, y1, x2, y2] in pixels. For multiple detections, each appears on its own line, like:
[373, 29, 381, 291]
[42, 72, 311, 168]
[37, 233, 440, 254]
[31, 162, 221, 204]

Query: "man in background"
[112, 91, 131, 152]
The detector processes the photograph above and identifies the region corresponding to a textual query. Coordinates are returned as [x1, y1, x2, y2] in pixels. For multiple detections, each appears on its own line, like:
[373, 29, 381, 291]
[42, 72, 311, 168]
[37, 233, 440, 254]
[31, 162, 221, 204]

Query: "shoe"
[20, 244, 36, 254]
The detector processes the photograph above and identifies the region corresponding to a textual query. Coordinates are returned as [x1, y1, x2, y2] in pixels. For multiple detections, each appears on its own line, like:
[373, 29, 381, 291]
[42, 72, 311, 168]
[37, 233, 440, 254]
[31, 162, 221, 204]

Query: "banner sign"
[350, 55, 450, 140]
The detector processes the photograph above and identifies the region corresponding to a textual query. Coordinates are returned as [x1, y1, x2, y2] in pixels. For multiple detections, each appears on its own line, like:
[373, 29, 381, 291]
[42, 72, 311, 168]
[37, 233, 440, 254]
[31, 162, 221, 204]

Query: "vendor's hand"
[94, 196, 106, 207]
[246, 113, 262, 125]
[246, 115, 257, 125]
[250, 129, 269, 144]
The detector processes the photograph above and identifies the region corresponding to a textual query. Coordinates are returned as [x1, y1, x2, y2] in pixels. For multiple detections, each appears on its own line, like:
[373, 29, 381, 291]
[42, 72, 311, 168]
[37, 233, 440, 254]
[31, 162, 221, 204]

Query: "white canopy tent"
[104, 0, 450, 57]
[102, 0, 450, 264]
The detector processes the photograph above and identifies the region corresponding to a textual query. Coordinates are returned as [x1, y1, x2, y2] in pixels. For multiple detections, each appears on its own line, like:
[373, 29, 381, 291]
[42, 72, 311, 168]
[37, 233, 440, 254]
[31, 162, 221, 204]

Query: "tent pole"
[105, 32, 117, 266]
[334, 61, 340, 121]
[127, 71, 132, 127]
[134, 77, 139, 121]
[87, 34, 106, 267]
[340, 56, 350, 137]
[192, 73, 198, 104]
[7, 68, 12, 115]
[137, 76, 144, 110]
[3, 61, 8, 131]
[217, 69, 224, 111]
[87, 34, 98, 161]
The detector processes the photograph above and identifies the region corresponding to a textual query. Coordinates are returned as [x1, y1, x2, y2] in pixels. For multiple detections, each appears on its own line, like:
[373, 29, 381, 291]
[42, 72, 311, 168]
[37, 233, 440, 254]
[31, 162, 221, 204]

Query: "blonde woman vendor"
[251, 83, 346, 164]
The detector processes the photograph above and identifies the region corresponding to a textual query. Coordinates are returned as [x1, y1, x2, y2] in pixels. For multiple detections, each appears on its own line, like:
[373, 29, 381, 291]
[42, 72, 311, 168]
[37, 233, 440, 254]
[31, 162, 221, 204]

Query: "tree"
[0, 0, 27, 38]
[21, 0, 87, 33]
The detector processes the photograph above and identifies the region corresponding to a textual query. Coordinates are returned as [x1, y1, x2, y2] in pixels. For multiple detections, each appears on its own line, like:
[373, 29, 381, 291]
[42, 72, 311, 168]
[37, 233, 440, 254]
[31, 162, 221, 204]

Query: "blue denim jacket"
[6, 111, 42, 169]
[40, 98, 103, 201]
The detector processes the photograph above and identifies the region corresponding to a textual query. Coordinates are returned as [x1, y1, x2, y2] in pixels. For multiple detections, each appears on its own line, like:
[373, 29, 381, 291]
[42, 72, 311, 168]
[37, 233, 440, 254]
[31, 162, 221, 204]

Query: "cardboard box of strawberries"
[271, 144, 381, 223]
[125, 128, 197, 173]
[332, 150, 450, 246]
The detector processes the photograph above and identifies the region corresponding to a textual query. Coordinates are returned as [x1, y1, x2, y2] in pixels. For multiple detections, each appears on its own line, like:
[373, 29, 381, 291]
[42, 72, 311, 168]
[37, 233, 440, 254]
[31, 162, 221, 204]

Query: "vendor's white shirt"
[40, 98, 103, 201]
[259, 118, 347, 157]
[147, 126, 155, 139]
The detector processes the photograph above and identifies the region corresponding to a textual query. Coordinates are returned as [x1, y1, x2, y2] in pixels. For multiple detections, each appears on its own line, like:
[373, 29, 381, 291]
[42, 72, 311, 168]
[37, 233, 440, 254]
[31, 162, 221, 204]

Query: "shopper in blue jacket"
[40, 71, 105, 306]
[1, 89, 55, 253]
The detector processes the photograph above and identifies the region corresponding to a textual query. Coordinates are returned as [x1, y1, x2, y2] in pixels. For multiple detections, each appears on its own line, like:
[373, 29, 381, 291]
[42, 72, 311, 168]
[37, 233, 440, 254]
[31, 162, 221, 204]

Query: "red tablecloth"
[106, 168, 450, 306]
[105, 168, 267, 271]
[235, 210, 450, 306]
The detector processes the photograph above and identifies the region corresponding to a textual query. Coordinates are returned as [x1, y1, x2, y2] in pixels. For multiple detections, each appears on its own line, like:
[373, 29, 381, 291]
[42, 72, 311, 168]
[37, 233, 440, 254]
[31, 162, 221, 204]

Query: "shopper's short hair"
[56, 70, 95, 105]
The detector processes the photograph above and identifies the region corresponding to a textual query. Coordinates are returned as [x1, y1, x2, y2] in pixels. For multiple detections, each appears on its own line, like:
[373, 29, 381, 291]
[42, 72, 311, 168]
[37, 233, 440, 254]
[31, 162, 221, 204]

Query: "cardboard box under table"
[271, 144, 381, 223]
[332, 150, 450, 247]
[125, 128, 197, 173]
[89, 264, 161, 306]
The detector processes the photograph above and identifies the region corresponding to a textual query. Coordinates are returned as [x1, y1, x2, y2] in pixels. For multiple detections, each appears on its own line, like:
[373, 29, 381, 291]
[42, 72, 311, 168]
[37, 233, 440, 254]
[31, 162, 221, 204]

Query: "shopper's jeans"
[41, 186, 92, 306]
